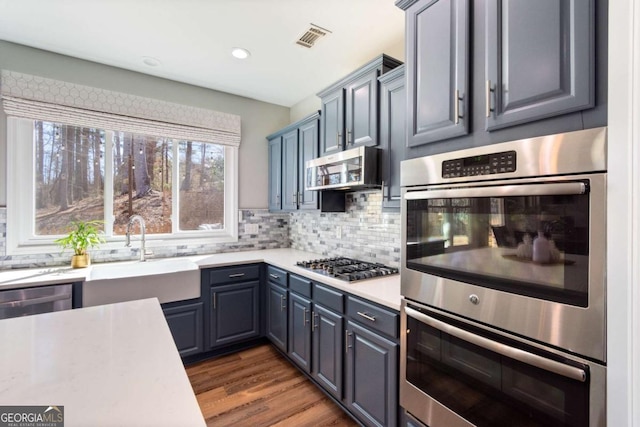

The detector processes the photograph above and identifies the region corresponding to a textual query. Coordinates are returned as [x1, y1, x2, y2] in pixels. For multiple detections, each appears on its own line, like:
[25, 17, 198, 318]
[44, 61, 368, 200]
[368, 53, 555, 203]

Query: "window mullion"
[172, 140, 179, 234]
[104, 130, 115, 237]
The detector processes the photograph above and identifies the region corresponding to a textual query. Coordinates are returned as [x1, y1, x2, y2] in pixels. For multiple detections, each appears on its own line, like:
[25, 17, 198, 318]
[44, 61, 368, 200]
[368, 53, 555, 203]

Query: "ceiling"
[0, 0, 405, 107]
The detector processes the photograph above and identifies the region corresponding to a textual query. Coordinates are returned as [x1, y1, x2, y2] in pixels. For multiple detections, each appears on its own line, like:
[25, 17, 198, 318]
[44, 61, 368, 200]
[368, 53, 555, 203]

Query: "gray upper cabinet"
[317, 54, 403, 156]
[345, 69, 379, 148]
[281, 128, 299, 211]
[403, 0, 469, 147]
[297, 118, 320, 210]
[378, 65, 406, 210]
[485, 0, 595, 130]
[267, 137, 282, 211]
[320, 90, 345, 155]
[267, 112, 321, 212]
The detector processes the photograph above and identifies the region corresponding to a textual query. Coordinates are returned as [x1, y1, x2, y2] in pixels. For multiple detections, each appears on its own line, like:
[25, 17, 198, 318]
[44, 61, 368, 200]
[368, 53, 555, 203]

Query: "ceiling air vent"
[296, 24, 331, 48]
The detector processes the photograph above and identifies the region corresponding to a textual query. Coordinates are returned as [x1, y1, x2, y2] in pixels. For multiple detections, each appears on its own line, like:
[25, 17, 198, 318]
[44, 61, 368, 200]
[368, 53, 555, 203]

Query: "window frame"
[6, 117, 238, 255]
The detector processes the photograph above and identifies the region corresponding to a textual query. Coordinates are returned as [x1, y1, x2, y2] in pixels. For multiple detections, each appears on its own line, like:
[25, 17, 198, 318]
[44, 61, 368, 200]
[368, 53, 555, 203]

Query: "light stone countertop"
[0, 248, 401, 310]
[0, 298, 206, 427]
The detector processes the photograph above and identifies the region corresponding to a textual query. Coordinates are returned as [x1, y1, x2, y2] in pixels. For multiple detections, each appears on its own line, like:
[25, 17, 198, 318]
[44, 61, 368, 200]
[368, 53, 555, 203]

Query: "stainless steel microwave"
[305, 146, 380, 191]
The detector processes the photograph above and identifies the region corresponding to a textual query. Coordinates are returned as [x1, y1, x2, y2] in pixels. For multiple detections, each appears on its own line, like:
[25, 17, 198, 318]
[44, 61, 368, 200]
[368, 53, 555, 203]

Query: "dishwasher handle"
[0, 292, 72, 309]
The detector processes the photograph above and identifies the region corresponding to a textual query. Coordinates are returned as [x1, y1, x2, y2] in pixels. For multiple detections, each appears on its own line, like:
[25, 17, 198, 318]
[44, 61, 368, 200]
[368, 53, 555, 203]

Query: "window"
[7, 118, 238, 254]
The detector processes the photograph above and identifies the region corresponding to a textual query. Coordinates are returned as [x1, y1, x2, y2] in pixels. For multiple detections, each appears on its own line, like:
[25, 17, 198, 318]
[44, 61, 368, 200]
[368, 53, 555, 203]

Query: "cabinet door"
[485, 0, 594, 130]
[281, 129, 299, 211]
[210, 281, 260, 348]
[379, 68, 406, 210]
[345, 69, 380, 148]
[405, 0, 469, 146]
[311, 304, 343, 400]
[297, 119, 319, 210]
[163, 301, 204, 358]
[320, 89, 345, 155]
[345, 320, 398, 427]
[288, 292, 312, 373]
[266, 282, 287, 352]
[268, 137, 282, 211]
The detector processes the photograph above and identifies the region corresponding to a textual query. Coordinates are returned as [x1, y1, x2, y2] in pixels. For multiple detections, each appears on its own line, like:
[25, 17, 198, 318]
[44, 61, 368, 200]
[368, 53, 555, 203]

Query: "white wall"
[0, 41, 291, 209]
[607, 0, 640, 425]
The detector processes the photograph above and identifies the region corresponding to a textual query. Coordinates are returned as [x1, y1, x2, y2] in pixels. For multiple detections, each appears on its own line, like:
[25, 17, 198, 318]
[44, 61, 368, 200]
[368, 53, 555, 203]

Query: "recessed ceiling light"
[231, 47, 251, 60]
[142, 56, 162, 67]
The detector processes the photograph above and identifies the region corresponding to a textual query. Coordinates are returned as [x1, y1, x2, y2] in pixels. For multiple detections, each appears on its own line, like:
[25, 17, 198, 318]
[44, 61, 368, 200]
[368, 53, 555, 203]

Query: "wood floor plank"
[186, 343, 358, 427]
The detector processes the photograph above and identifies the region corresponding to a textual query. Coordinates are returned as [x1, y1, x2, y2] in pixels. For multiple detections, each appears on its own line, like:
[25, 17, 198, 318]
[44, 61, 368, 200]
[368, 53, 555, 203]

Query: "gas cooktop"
[295, 257, 399, 282]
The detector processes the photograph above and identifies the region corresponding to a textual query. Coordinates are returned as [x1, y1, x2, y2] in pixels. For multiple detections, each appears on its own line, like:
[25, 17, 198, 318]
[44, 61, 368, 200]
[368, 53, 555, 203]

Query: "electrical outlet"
[245, 224, 259, 234]
[335, 225, 342, 239]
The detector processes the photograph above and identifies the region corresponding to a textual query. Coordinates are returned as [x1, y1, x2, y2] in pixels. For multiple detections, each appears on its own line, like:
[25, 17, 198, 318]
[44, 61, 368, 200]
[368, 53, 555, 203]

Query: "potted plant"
[54, 220, 106, 268]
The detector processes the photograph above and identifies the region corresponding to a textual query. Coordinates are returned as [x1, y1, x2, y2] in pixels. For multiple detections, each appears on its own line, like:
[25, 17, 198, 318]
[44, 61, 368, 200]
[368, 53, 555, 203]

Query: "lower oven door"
[400, 300, 606, 427]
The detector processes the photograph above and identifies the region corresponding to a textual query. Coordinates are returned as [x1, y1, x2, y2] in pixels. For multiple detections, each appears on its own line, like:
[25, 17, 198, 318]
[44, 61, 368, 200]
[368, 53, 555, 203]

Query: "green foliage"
[54, 220, 106, 256]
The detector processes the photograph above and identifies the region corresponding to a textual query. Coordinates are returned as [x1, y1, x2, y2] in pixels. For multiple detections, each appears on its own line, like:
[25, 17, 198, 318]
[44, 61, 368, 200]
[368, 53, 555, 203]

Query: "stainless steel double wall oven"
[400, 128, 607, 427]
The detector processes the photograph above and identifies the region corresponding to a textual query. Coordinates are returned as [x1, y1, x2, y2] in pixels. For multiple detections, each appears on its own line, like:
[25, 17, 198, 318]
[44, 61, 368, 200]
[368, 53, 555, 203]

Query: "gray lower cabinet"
[266, 282, 288, 352]
[311, 303, 343, 400]
[162, 300, 204, 358]
[378, 65, 406, 210]
[345, 320, 398, 427]
[288, 292, 312, 372]
[203, 264, 261, 350]
[210, 281, 260, 348]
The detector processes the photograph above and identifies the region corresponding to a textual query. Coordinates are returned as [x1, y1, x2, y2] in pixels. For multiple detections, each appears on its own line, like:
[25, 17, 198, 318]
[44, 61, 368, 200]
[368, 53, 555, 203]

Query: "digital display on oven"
[442, 150, 517, 178]
[463, 155, 490, 167]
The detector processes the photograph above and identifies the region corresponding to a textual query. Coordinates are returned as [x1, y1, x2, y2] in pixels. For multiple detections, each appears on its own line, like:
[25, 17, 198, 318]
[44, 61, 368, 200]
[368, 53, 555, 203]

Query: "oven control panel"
[442, 150, 517, 178]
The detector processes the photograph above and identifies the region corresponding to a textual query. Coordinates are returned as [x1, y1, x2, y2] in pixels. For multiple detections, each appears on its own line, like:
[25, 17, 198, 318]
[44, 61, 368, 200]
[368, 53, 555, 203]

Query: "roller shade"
[0, 70, 241, 146]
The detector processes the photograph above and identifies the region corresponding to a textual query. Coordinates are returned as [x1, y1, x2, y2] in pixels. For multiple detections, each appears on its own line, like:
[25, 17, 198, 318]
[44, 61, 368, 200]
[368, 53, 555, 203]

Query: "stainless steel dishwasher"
[0, 284, 73, 319]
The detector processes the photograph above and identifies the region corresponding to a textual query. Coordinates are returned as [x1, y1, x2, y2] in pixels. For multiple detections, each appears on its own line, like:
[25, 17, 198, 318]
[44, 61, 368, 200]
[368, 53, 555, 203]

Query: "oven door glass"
[404, 304, 590, 427]
[405, 180, 590, 306]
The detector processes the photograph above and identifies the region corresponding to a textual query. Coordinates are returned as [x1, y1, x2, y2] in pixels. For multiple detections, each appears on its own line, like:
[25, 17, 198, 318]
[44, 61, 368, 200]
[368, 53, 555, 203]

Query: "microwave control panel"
[442, 150, 517, 178]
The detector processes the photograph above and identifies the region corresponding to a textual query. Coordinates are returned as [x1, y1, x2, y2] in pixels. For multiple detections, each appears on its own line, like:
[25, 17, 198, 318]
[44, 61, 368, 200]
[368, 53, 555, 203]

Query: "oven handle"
[405, 306, 587, 383]
[404, 182, 586, 200]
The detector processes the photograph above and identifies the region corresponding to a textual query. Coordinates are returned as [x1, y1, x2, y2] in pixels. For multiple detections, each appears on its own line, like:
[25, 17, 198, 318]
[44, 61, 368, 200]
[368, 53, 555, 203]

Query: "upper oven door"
[401, 173, 606, 362]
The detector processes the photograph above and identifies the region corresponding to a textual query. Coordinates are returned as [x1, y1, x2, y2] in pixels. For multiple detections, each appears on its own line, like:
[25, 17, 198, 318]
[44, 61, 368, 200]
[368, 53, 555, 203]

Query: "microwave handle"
[404, 182, 586, 200]
[405, 306, 587, 383]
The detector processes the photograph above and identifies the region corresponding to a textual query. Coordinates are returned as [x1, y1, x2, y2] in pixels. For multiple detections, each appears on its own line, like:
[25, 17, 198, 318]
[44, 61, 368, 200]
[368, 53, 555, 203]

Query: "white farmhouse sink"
[83, 258, 201, 307]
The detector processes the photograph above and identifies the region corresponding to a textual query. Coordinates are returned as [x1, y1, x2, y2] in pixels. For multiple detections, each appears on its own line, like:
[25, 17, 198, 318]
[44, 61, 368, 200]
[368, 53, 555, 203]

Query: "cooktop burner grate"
[295, 257, 398, 282]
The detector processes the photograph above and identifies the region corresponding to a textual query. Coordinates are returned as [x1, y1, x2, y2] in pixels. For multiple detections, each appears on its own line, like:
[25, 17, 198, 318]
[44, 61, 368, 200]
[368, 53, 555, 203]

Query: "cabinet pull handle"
[357, 311, 376, 322]
[337, 132, 342, 144]
[312, 311, 318, 331]
[280, 295, 286, 311]
[345, 330, 353, 354]
[454, 89, 462, 124]
[486, 80, 494, 118]
[347, 129, 352, 144]
[297, 192, 302, 205]
[228, 273, 245, 278]
[270, 273, 280, 280]
[213, 293, 217, 310]
[303, 308, 309, 325]
[381, 180, 386, 198]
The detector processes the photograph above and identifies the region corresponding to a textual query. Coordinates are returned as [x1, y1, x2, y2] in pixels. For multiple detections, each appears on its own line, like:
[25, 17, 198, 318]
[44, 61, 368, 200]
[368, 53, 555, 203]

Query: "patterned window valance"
[0, 70, 241, 146]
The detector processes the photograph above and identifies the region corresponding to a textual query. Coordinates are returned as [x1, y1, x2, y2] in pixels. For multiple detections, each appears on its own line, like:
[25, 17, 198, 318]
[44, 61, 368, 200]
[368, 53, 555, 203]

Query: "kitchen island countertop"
[0, 298, 206, 427]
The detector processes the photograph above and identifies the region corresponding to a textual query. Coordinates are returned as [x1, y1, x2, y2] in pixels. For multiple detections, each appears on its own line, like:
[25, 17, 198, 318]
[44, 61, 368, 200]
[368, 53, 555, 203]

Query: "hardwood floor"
[187, 344, 358, 427]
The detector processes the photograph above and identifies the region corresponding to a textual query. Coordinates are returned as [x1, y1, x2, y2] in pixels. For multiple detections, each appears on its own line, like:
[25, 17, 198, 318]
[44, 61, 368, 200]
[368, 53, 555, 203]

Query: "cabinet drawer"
[346, 296, 399, 339]
[266, 265, 287, 287]
[289, 274, 312, 298]
[313, 283, 343, 313]
[207, 264, 260, 285]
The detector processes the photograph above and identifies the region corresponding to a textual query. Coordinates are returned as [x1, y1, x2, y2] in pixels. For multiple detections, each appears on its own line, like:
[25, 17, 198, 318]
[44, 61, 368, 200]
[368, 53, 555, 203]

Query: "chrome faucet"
[125, 215, 149, 262]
